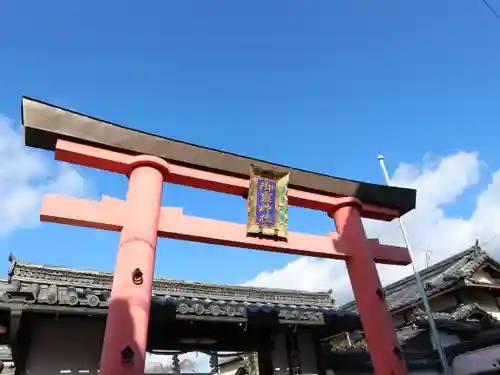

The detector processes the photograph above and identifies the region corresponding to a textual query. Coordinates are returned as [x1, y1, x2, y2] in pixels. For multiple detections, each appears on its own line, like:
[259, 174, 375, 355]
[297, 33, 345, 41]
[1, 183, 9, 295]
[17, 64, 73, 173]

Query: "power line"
[481, 0, 500, 21]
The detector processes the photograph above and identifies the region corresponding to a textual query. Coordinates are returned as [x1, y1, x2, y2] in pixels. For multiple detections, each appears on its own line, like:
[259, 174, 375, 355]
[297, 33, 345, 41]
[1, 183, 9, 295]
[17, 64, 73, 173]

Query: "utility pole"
[377, 155, 450, 375]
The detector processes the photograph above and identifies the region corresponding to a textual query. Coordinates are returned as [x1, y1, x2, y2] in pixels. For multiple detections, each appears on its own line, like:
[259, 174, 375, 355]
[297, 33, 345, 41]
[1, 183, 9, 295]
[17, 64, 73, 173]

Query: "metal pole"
[377, 155, 450, 375]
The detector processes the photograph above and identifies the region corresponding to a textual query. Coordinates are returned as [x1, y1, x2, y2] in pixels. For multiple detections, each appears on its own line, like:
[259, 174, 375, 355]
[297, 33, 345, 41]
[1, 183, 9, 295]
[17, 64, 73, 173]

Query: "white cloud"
[0, 115, 90, 235]
[246, 151, 500, 304]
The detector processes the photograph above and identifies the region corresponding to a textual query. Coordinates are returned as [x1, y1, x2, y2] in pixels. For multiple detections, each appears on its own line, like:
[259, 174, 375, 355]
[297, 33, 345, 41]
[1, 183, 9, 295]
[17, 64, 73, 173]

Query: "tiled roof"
[327, 325, 500, 373]
[342, 245, 495, 313]
[409, 303, 498, 331]
[331, 325, 428, 350]
[332, 308, 486, 351]
[7, 258, 334, 306]
[1, 258, 361, 329]
[449, 303, 498, 322]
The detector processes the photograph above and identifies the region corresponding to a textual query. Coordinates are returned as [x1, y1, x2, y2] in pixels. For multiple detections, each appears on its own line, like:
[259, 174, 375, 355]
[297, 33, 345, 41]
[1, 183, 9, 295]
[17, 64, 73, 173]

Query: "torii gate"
[22, 97, 417, 375]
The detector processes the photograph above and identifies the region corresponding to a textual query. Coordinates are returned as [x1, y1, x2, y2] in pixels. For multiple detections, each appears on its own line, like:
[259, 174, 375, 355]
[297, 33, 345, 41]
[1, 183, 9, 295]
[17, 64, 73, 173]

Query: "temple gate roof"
[0, 257, 360, 330]
[342, 244, 499, 313]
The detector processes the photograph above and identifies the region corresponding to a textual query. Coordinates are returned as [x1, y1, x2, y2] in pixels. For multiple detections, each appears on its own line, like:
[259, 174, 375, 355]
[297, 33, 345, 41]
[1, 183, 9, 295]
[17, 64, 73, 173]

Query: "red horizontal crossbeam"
[40, 194, 411, 266]
[55, 140, 400, 221]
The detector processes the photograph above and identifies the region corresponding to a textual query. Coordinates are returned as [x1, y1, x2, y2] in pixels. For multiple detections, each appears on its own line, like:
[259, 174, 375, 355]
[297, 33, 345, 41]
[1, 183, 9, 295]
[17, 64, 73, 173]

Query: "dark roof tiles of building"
[328, 323, 500, 373]
[8, 259, 335, 307]
[342, 244, 496, 313]
[410, 302, 499, 327]
[0, 258, 365, 330]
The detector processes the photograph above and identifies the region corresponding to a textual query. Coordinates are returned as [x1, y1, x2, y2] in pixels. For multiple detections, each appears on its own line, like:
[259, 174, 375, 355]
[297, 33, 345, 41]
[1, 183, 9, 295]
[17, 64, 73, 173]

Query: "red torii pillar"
[40, 140, 410, 375]
[330, 200, 405, 375]
[99, 156, 169, 375]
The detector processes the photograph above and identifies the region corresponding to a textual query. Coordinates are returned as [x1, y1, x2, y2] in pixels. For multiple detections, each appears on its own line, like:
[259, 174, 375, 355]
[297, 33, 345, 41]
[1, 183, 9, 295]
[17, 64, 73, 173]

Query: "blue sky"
[1, 1, 500, 289]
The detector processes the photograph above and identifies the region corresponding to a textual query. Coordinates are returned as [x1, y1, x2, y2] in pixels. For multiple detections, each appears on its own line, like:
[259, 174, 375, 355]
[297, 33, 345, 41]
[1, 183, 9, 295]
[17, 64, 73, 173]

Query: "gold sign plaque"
[247, 165, 289, 239]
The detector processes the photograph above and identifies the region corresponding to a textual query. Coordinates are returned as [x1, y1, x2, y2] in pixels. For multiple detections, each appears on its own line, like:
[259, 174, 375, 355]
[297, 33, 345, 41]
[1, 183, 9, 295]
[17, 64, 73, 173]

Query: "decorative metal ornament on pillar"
[121, 346, 135, 364]
[132, 268, 143, 285]
[329, 197, 408, 375]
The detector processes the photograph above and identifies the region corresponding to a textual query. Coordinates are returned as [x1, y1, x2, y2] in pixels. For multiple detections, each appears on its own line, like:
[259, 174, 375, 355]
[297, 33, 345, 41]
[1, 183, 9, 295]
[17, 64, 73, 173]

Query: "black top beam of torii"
[21, 96, 416, 216]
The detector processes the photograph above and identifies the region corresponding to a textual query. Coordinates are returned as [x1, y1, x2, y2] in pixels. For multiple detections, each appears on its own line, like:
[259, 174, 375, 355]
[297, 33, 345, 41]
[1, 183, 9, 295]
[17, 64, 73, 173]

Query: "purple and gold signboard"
[247, 165, 289, 239]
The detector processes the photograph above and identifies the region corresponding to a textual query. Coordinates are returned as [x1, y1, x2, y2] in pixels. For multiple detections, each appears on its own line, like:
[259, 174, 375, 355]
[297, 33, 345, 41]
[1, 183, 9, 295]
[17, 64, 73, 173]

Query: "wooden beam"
[22, 97, 417, 216]
[55, 140, 401, 221]
[40, 195, 411, 266]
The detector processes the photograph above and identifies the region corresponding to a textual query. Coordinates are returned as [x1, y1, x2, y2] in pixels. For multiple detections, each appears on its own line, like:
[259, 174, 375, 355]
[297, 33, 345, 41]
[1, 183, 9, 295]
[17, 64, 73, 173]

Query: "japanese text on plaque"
[255, 178, 277, 227]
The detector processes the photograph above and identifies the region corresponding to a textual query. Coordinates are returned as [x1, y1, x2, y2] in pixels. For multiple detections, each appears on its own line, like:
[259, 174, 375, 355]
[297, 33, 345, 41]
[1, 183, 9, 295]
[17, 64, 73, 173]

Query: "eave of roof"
[332, 310, 487, 351]
[8, 259, 334, 306]
[3, 259, 361, 329]
[328, 325, 500, 372]
[21, 96, 416, 215]
[412, 302, 499, 327]
[342, 244, 496, 313]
